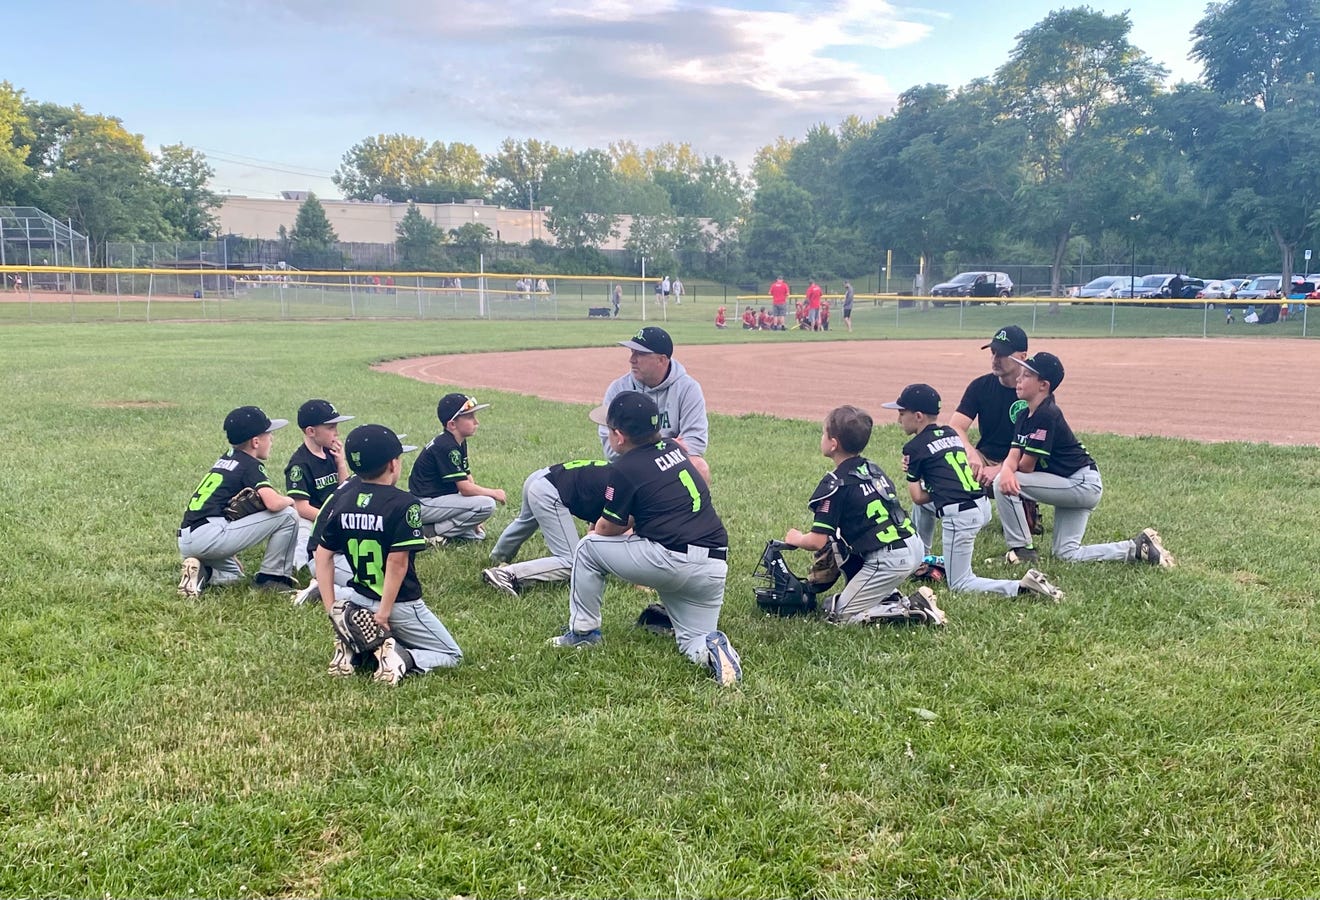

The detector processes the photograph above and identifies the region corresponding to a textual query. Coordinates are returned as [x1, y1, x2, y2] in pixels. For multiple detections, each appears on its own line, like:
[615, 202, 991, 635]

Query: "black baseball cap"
[1013, 352, 1065, 390]
[224, 406, 288, 445]
[881, 383, 942, 415]
[437, 393, 490, 424]
[344, 424, 418, 473]
[297, 399, 354, 429]
[618, 326, 673, 357]
[982, 325, 1029, 355]
[590, 391, 660, 439]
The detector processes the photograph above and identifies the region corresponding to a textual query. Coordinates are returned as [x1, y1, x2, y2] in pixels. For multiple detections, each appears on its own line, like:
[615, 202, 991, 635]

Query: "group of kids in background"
[715, 302, 833, 331]
[177, 323, 1174, 688]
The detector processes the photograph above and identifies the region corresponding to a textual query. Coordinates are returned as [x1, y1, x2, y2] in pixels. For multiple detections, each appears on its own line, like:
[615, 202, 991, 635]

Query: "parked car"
[1198, 279, 1239, 300]
[929, 271, 1014, 306]
[1236, 275, 1283, 300]
[1113, 274, 1174, 299]
[1078, 275, 1125, 298]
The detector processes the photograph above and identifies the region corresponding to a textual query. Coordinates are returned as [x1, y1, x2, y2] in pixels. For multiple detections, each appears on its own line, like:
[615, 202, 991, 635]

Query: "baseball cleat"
[1019, 568, 1065, 601]
[177, 557, 202, 598]
[253, 572, 297, 591]
[907, 586, 948, 626]
[481, 566, 520, 598]
[372, 637, 408, 685]
[327, 638, 355, 677]
[547, 628, 603, 648]
[292, 579, 321, 606]
[636, 603, 675, 636]
[705, 630, 743, 686]
[1133, 528, 1176, 568]
[1004, 547, 1040, 565]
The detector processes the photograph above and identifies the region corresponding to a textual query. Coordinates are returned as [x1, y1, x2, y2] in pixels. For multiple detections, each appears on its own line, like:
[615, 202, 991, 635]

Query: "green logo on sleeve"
[406, 504, 422, 529]
[356, 493, 372, 508]
[449, 449, 463, 468]
[1009, 399, 1029, 423]
[289, 464, 303, 482]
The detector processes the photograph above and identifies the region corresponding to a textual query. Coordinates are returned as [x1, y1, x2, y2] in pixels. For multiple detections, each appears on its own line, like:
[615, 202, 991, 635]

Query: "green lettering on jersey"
[678, 469, 701, 512]
[347, 538, 384, 594]
[187, 472, 224, 511]
[864, 498, 900, 544]
[943, 450, 981, 493]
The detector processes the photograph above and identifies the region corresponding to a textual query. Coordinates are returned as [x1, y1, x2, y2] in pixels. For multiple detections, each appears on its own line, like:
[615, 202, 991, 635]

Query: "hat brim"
[447, 403, 490, 422]
[400, 443, 419, 454]
[587, 404, 609, 426]
[617, 339, 660, 354]
[1007, 356, 1038, 374]
[266, 418, 289, 432]
[880, 401, 905, 410]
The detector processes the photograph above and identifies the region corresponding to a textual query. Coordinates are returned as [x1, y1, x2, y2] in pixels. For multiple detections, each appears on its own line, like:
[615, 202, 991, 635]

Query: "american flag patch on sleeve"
[1030, 429, 1048, 440]
[818, 499, 830, 513]
[604, 485, 614, 501]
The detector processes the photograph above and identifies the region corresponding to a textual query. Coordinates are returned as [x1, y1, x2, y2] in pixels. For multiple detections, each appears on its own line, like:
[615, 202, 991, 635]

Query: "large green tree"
[1191, 0, 1320, 110]
[288, 194, 340, 268]
[334, 134, 488, 203]
[0, 82, 35, 205]
[395, 203, 448, 270]
[743, 177, 815, 278]
[485, 138, 562, 212]
[540, 149, 619, 251]
[155, 144, 219, 240]
[994, 7, 1166, 293]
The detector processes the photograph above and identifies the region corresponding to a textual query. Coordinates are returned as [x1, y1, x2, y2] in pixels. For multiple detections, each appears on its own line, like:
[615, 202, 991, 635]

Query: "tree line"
[4, 0, 1319, 286]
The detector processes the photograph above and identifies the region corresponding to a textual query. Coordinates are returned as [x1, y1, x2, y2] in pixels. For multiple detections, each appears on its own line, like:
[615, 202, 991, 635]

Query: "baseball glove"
[340, 602, 391, 654]
[223, 486, 267, 521]
[909, 555, 947, 584]
[636, 603, 674, 636]
[806, 541, 843, 589]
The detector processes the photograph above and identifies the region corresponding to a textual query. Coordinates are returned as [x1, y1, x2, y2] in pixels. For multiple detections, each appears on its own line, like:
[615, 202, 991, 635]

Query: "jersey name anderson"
[925, 434, 962, 454]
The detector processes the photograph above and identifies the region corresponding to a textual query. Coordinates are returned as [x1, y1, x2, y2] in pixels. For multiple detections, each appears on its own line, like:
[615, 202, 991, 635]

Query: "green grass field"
[4, 319, 1320, 898]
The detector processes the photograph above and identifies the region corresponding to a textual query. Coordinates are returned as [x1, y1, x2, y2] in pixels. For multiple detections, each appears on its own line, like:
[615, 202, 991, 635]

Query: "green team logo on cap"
[995, 330, 1009, 342]
[350, 451, 361, 468]
[1009, 399, 1029, 422]
[406, 504, 422, 529]
[449, 449, 462, 468]
[356, 493, 371, 508]
[635, 329, 646, 340]
[289, 464, 302, 482]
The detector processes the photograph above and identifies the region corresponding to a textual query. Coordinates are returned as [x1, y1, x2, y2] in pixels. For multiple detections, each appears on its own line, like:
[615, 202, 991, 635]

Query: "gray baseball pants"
[177, 507, 299, 588]
[994, 467, 1135, 562]
[418, 493, 495, 539]
[916, 497, 1021, 596]
[569, 534, 727, 667]
[489, 467, 580, 585]
[295, 519, 352, 585]
[831, 533, 924, 621]
[336, 585, 463, 672]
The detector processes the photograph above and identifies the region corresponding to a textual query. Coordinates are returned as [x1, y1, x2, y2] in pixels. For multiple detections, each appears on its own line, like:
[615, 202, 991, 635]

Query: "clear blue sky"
[7, 0, 1210, 199]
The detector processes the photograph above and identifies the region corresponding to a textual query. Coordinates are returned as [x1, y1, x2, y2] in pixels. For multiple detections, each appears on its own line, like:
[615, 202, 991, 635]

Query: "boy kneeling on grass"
[315, 424, 462, 685]
[993, 352, 1175, 568]
[178, 406, 300, 598]
[781, 405, 945, 626]
[886, 383, 1064, 600]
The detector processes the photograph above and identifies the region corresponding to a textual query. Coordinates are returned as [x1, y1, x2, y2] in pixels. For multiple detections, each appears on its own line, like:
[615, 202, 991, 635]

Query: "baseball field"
[4, 305, 1319, 898]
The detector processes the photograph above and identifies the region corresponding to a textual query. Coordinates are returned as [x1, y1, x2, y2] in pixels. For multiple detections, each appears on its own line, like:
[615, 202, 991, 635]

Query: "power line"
[196, 146, 338, 179]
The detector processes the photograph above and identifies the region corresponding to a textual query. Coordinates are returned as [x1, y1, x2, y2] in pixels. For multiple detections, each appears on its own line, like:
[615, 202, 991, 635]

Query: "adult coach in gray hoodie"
[599, 326, 711, 484]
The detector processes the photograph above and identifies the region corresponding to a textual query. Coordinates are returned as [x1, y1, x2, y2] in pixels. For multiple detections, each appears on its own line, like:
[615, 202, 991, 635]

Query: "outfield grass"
[4, 320, 1320, 898]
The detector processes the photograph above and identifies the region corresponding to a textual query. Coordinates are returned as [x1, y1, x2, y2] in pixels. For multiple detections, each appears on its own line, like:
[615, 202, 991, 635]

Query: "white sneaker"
[372, 638, 408, 685]
[327, 639, 354, 677]
[177, 557, 201, 598]
[292, 579, 321, 606]
[481, 566, 520, 598]
[907, 586, 948, 626]
[1019, 568, 1065, 601]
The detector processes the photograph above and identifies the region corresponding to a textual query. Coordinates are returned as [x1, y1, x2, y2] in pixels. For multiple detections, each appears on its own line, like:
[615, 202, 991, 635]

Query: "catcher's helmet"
[753, 540, 821, 616]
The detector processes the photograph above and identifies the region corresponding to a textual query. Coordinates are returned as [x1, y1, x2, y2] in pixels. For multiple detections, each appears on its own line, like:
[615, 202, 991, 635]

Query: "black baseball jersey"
[409, 432, 469, 498]
[305, 475, 357, 558]
[181, 449, 272, 530]
[1012, 395, 1096, 478]
[602, 440, 727, 550]
[902, 424, 982, 508]
[956, 374, 1028, 462]
[545, 459, 613, 523]
[316, 479, 426, 604]
[809, 456, 915, 555]
[284, 444, 341, 509]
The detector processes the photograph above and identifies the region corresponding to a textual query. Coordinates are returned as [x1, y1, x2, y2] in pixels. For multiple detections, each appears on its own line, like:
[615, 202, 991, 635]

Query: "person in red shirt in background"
[805, 280, 823, 331]
[715, 306, 727, 329]
[757, 307, 773, 330]
[769, 276, 790, 330]
[821, 299, 831, 331]
[742, 307, 757, 329]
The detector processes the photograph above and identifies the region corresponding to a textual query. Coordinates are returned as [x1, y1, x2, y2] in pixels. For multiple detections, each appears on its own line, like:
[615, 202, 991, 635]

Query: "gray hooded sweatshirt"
[599, 357, 709, 460]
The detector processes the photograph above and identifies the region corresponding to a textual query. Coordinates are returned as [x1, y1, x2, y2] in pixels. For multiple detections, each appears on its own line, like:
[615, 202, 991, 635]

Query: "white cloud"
[236, 0, 932, 163]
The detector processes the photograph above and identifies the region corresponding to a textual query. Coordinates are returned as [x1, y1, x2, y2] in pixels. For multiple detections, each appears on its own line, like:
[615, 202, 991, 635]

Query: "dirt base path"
[377, 337, 1320, 446]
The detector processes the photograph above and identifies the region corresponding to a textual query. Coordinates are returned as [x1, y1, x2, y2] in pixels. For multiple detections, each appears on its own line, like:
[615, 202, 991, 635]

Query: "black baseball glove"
[223, 486, 267, 521]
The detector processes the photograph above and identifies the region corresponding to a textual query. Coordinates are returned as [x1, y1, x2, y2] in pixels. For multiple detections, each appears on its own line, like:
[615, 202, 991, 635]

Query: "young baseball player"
[315, 424, 462, 684]
[715, 306, 727, 329]
[949, 325, 1044, 559]
[993, 352, 1175, 567]
[409, 393, 507, 547]
[177, 405, 300, 597]
[742, 307, 757, 329]
[482, 459, 612, 598]
[285, 399, 353, 575]
[886, 383, 1064, 600]
[781, 405, 944, 626]
[550, 392, 742, 687]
